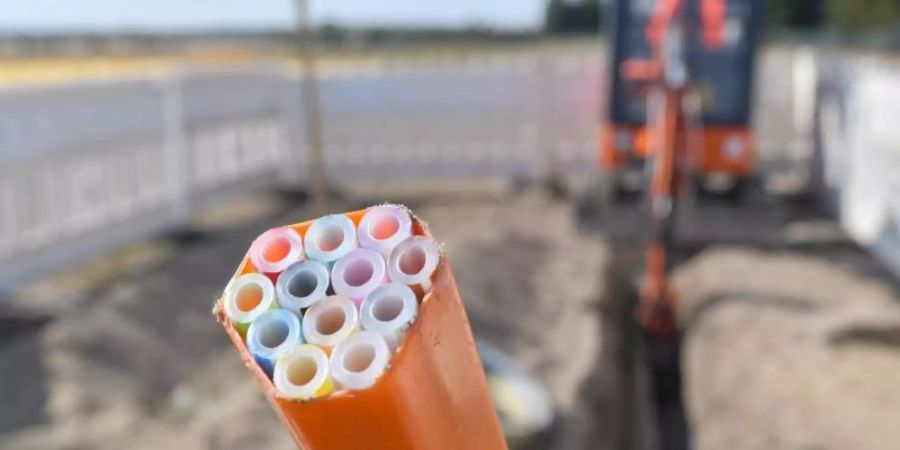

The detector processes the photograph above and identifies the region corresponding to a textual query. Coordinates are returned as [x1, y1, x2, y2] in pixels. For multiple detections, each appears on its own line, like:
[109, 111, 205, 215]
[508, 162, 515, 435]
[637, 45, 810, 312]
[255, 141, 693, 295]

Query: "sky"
[0, 0, 545, 33]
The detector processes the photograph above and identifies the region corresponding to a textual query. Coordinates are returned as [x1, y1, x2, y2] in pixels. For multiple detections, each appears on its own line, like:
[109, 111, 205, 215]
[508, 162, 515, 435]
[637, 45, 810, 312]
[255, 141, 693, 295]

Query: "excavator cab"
[599, 0, 763, 198]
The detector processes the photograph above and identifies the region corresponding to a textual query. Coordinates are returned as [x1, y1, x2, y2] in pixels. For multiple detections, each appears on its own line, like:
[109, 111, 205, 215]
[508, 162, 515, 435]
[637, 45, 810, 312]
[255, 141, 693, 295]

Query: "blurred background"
[1, 1, 899, 449]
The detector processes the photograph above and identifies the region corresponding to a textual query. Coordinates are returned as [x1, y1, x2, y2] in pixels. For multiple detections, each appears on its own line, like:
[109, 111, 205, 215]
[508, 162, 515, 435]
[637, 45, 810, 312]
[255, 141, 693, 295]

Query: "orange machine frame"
[600, 0, 758, 179]
[599, 122, 755, 177]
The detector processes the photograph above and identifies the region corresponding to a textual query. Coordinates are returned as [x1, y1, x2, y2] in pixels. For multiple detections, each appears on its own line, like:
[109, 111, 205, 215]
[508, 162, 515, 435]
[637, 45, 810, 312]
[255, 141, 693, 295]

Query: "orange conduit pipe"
[214, 208, 507, 450]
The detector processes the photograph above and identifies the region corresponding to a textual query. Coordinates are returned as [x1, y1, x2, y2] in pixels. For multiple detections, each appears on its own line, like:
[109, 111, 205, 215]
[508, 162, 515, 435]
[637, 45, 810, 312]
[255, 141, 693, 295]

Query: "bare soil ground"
[676, 245, 900, 450]
[576, 162, 900, 449]
[3, 178, 900, 450]
[0, 185, 612, 450]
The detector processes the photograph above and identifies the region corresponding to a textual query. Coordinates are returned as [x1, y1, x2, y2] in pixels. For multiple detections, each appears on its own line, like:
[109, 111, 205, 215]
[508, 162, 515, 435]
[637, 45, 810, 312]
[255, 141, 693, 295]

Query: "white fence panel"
[180, 68, 293, 203]
[0, 79, 181, 288]
[816, 56, 900, 279]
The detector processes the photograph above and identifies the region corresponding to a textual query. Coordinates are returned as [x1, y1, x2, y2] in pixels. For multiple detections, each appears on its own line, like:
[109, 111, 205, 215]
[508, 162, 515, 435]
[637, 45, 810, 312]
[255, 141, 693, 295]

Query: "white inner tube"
[302, 295, 358, 351]
[331, 248, 386, 302]
[249, 227, 305, 274]
[358, 206, 413, 258]
[304, 215, 358, 265]
[360, 283, 418, 351]
[387, 236, 439, 292]
[276, 260, 330, 312]
[223, 273, 277, 330]
[330, 330, 391, 390]
[246, 308, 303, 373]
[274, 344, 333, 399]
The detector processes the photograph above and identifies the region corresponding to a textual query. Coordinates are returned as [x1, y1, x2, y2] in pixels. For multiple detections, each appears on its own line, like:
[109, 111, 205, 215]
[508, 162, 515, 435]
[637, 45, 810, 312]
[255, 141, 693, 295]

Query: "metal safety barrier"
[3, 43, 896, 289]
[0, 47, 603, 290]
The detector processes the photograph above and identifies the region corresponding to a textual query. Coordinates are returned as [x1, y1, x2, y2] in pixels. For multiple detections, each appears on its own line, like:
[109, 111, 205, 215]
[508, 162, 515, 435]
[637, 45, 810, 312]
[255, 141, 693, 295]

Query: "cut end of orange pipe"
[216, 208, 506, 450]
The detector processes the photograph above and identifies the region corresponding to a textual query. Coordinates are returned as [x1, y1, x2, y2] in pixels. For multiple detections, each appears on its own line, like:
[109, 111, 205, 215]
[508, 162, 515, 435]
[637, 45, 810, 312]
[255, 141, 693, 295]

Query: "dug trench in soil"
[598, 241, 689, 450]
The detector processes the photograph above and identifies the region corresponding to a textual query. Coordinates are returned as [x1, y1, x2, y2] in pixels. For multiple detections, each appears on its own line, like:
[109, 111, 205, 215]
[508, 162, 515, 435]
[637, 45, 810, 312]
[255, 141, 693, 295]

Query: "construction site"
[1, 1, 900, 449]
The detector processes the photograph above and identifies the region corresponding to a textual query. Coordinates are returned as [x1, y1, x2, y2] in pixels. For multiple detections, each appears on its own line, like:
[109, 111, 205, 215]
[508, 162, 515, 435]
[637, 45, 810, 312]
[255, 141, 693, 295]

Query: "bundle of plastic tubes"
[222, 205, 440, 400]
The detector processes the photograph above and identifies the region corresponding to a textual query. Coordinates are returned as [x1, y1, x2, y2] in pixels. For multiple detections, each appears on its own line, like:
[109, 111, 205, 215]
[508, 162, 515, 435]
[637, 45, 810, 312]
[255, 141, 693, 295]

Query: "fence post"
[532, 46, 566, 195]
[296, 0, 328, 215]
[791, 46, 818, 162]
[0, 175, 16, 259]
[161, 72, 190, 225]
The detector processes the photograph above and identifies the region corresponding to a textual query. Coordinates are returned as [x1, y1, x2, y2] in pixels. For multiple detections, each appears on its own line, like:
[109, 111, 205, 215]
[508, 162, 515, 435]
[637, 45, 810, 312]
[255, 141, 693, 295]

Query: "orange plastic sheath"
[216, 209, 507, 450]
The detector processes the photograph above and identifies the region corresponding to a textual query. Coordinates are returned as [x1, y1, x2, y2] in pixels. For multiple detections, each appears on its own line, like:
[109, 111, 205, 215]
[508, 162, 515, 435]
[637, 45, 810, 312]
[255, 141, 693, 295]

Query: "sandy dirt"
[0, 186, 612, 450]
[676, 246, 900, 450]
[3, 179, 900, 450]
[577, 166, 900, 450]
